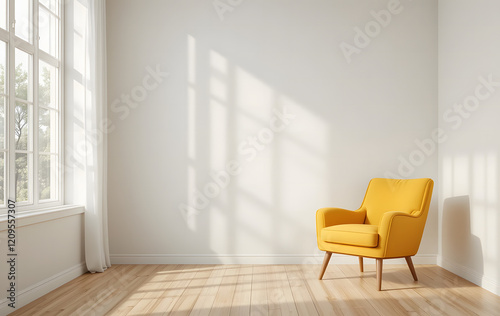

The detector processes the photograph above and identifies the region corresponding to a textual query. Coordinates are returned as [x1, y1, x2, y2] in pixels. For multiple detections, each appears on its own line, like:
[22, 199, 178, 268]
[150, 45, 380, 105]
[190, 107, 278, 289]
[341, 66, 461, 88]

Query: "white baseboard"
[110, 253, 437, 265]
[0, 262, 87, 316]
[438, 256, 500, 296]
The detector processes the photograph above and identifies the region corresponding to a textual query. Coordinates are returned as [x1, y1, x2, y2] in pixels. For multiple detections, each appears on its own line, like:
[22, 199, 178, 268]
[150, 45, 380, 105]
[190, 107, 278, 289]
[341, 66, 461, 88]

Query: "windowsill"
[0, 205, 85, 230]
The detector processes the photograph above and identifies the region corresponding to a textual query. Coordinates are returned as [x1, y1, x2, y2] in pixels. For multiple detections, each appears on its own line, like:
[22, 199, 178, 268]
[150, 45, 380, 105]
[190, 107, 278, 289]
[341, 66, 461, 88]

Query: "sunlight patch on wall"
[210, 50, 228, 75]
[239, 155, 274, 205]
[210, 77, 228, 102]
[442, 156, 452, 198]
[279, 95, 328, 156]
[235, 66, 274, 125]
[452, 156, 469, 196]
[188, 87, 196, 160]
[486, 153, 497, 205]
[210, 99, 228, 170]
[278, 96, 329, 211]
[471, 154, 486, 235]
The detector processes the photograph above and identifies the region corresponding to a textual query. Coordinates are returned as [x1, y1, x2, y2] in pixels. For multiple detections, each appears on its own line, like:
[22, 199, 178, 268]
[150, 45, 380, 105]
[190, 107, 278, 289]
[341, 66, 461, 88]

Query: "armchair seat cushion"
[321, 224, 379, 248]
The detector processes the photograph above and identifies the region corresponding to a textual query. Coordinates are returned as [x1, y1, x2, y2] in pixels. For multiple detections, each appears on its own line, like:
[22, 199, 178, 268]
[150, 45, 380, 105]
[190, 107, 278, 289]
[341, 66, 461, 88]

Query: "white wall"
[438, 0, 500, 295]
[107, 0, 438, 263]
[0, 212, 85, 314]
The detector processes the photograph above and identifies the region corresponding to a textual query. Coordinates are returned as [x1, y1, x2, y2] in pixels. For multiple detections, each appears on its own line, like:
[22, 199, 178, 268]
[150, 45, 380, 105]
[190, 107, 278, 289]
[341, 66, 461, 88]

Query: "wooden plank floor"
[10, 264, 500, 316]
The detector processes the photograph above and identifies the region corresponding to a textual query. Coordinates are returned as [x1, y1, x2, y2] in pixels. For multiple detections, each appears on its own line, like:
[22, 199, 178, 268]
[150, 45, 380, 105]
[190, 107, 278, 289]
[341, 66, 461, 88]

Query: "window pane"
[0, 40, 6, 95]
[40, 0, 58, 15]
[39, 7, 59, 57]
[15, 0, 33, 43]
[0, 97, 4, 149]
[15, 102, 31, 150]
[0, 0, 6, 30]
[15, 153, 31, 202]
[0, 152, 4, 205]
[39, 154, 56, 200]
[15, 49, 33, 101]
[39, 60, 58, 108]
[39, 108, 57, 152]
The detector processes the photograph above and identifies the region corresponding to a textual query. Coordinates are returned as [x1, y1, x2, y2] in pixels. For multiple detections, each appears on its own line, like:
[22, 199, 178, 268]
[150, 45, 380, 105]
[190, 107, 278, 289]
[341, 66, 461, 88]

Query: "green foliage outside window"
[0, 63, 52, 203]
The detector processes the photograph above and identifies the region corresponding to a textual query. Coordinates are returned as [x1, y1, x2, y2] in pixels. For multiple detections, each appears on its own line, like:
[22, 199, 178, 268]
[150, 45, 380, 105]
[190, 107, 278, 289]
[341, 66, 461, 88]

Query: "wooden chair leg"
[405, 256, 418, 281]
[318, 252, 332, 280]
[376, 258, 383, 291]
[358, 257, 364, 272]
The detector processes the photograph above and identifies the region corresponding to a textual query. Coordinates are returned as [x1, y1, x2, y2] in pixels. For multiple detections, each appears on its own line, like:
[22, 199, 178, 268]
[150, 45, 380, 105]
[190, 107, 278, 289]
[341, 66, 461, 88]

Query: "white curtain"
[84, 0, 110, 273]
[65, 0, 110, 272]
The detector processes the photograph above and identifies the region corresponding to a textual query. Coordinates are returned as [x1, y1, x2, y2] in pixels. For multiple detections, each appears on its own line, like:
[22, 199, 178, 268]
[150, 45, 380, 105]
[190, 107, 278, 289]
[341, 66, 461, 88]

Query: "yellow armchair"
[316, 178, 434, 290]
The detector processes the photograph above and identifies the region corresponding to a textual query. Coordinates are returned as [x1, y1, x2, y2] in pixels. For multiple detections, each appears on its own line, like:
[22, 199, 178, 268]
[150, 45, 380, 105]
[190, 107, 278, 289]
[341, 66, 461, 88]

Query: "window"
[0, 0, 62, 212]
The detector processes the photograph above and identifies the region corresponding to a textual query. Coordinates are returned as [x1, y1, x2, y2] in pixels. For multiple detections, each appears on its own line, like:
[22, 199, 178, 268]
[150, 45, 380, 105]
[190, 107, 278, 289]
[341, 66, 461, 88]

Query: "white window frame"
[0, 0, 63, 215]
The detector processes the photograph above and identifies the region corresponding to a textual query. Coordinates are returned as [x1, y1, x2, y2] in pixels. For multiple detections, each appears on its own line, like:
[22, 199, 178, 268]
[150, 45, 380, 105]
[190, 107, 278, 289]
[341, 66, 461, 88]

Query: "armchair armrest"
[378, 211, 416, 231]
[316, 207, 366, 231]
[378, 211, 427, 258]
[316, 208, 366, 249]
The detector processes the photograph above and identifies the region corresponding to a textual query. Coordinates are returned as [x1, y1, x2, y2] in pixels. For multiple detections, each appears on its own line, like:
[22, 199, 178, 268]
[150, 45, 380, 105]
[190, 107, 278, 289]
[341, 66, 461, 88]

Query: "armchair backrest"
[361, 178, 434, 225]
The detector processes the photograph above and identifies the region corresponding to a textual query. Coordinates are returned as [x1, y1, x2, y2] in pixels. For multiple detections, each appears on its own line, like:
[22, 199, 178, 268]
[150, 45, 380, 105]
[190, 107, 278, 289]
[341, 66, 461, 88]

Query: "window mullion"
[58, 0, 63, 204]
[12, 37, 34, 53]
[0, 27, 9, 41]
[33, 0, 39, 206]
[7, 0, 16, 202]
[38, 49, 58, 67]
